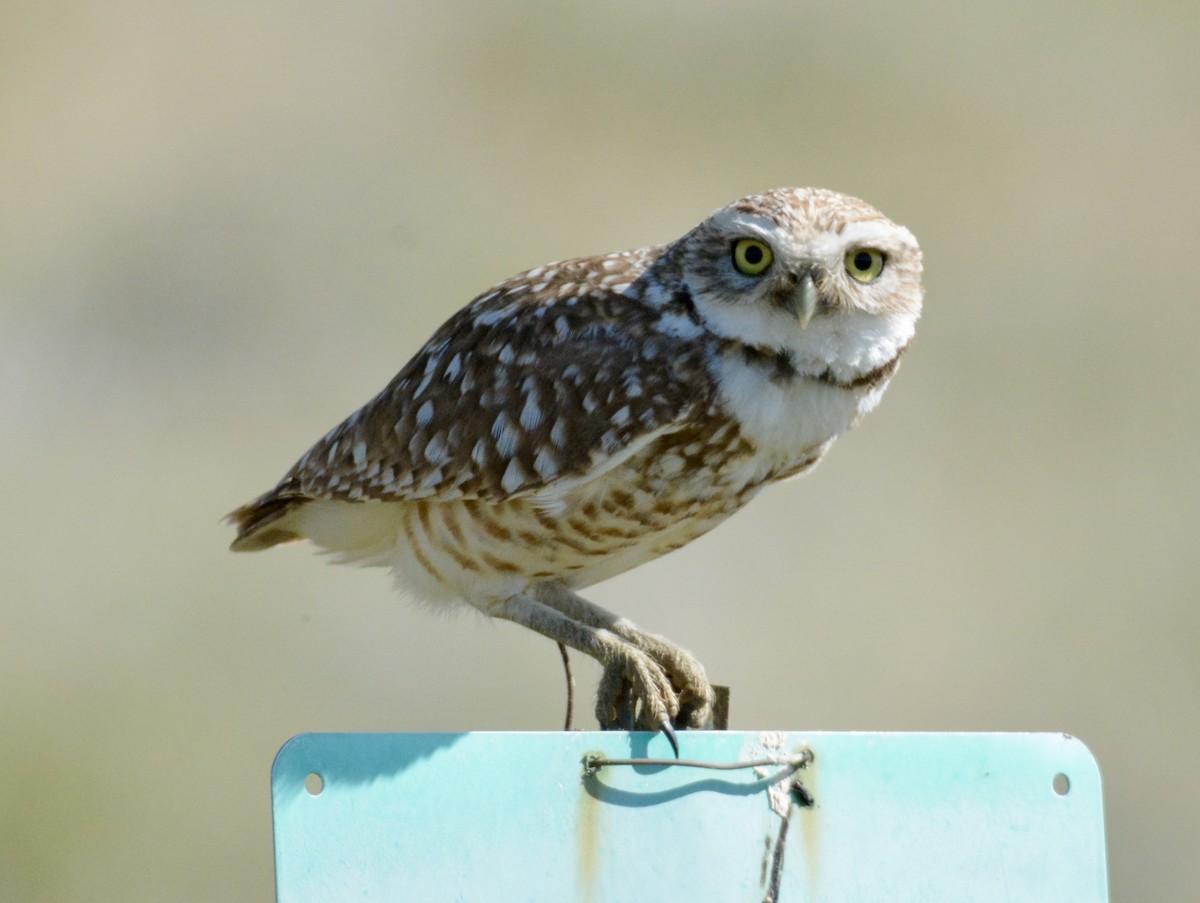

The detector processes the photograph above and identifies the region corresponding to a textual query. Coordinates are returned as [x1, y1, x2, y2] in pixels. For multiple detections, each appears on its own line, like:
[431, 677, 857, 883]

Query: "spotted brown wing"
[230, 252, 713, 547]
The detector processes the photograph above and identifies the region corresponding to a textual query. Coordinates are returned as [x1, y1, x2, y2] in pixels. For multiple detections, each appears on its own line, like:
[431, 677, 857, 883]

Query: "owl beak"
[795, 273, 818, 328]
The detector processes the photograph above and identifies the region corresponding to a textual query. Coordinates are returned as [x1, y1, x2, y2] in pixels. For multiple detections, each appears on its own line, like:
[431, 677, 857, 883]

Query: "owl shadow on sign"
[271, 731, 466, 798]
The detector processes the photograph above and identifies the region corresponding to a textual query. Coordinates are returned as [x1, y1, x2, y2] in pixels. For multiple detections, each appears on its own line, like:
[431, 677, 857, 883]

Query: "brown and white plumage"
[228, 187, 923, 738]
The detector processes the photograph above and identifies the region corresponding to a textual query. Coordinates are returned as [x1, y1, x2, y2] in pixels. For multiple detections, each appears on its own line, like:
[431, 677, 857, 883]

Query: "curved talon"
[659, 718, 679, 758]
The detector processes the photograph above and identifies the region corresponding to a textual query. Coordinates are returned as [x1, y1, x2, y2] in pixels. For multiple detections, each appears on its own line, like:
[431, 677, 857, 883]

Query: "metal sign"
[272, 731, 1107, 901]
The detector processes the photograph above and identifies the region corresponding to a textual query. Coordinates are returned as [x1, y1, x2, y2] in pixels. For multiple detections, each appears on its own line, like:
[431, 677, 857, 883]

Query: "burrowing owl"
[229, 187, 922, 745]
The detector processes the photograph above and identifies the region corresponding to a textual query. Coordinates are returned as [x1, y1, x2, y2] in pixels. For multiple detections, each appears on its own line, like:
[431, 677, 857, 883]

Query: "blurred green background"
[2, 1, 1196, 899]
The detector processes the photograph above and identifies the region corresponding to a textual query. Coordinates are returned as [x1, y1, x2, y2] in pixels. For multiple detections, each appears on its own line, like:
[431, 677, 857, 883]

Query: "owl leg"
[530, 583, 715, 731]
[494, 593, 680, 750]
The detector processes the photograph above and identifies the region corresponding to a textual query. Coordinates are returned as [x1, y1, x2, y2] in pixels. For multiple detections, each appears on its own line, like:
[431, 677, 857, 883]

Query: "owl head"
[668, 187, 923, 377]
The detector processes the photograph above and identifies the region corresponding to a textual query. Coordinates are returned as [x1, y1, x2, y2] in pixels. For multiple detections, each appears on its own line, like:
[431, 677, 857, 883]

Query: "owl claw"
[659, 718, 679, 757]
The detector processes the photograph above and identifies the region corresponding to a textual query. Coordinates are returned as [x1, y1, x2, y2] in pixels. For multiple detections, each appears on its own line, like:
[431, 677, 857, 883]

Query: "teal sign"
[273, 731, 1107, 901]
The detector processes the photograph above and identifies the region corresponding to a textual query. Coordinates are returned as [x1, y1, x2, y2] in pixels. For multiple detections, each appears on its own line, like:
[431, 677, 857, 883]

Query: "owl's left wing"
[230, 252, 714, 542]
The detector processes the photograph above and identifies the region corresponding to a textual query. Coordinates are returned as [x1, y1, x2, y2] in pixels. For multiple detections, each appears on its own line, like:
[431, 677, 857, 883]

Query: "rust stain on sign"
[576, 756, 604, 902]
[796, 757, 820, 896]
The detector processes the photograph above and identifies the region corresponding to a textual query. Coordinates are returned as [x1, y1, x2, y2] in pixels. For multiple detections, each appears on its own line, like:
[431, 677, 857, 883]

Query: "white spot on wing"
[492, 411, 520, 459]
[533, 447, 558, 480]
[472, 301, 512, 327]
[423, 431, 450, 466]
[413, 357, 439, 399]
[471, 439, 488, 467]
[501, 458, 529, 494]
[550, 418, 568, 448]
[520, 392, 543, 431]
[416, 400, 435, 427]
[418, 467, 444, 490]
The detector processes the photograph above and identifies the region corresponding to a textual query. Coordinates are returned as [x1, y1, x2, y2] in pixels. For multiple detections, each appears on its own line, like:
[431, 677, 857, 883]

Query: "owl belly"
[388, 444, 759, 607]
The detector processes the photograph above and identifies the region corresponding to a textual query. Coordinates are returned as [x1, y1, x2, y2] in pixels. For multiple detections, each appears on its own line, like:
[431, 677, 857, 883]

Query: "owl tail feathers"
[226, 491, 307, 552]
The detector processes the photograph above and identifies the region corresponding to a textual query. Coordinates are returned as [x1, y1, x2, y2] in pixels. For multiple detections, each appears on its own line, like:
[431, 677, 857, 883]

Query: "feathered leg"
[494, 593, 683, 751]
[530, 582, 715, 730]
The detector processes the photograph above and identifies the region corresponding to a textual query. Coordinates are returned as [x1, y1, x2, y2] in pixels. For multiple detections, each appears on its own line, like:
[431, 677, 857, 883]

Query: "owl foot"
[595, 643, 679, 734]
[495, 590, 713, 753]
[595, 634, 714, 732]
[529, 583, 716, 731]
[629, 632, 715, 730]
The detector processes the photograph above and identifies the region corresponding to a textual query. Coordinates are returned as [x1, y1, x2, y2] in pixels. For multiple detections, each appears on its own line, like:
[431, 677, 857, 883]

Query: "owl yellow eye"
[732, 238, 773, 276]
[845, 248, 885, 283]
